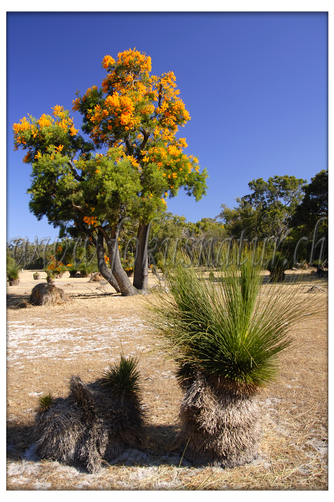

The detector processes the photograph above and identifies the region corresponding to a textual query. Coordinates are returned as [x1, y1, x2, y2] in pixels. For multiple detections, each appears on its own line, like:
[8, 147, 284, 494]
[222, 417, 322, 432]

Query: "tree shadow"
[6, 293, 31, 310]
[6, 421, 192, 470]
[6, 289, 121, 309]
[70, 292, 118, 300]
[7, 423, 36, 461]
[261, 271, 328, 285]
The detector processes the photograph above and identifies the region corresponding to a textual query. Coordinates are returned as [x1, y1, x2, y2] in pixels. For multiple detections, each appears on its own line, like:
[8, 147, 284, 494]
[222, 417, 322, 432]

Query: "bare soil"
[6, 269, 328, 490]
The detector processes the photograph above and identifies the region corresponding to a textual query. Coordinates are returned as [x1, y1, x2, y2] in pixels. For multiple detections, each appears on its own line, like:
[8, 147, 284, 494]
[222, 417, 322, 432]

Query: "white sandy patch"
[7, 315, 148, 365]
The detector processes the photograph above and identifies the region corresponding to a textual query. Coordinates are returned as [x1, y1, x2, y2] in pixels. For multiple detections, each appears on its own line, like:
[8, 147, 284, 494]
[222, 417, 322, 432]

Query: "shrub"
[7, 263, 21, 285]
[145, 254, 323, 466]
[101, 355, 141, 400]
[30, 283, 70, 306]
[33, 357, 145, 473]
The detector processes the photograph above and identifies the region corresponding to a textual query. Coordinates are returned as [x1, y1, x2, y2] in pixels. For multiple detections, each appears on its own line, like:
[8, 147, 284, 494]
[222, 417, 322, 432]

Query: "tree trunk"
[179, 371, 261, 467]
[104, 229, 139, 297]
[96, 232, 121, 294]
[133, 223, 149, 291]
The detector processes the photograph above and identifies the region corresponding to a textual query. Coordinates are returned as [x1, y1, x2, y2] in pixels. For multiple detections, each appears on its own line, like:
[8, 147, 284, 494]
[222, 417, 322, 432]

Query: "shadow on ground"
[6, 290, 119, 309]
[7, 422, 191, 470]
[7, 423, 35, 461]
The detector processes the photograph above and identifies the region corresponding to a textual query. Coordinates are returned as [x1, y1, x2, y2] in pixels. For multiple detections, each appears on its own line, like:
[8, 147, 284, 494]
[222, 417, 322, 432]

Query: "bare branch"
[158, 83, 163, 108]
[72, 202, 84, 212]
[68, 160, 84, 182]
[140, 128, 149, 152]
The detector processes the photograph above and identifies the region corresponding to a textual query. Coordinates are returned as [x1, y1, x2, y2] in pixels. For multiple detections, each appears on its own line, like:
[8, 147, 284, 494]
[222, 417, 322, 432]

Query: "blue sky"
[7, 11, 328, 243]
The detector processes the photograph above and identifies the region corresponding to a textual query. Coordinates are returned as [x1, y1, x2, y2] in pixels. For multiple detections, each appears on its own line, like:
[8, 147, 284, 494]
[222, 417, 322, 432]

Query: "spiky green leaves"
[146, 255, 323, 391]
[101, 356, 140, 400]
[37, 393, 54, 413]
[6, 264, 20, 281]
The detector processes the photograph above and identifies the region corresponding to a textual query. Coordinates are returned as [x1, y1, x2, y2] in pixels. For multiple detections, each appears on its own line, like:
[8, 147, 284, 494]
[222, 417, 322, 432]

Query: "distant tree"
[218, 202, 261, 241]
[146, 215, 228, 272]
[147, 212, 189, 273]
[191, 217, 227, 240]
[185, 217, 227, 267]
[218, 175, 307, 243]
[289, 170, 328, 265]
[13, 49, 208, 295]
[290, 170, 328, 232]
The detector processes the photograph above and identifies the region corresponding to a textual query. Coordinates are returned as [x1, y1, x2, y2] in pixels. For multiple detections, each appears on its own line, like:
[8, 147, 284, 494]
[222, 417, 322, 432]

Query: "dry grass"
[6, 268, 328, 490]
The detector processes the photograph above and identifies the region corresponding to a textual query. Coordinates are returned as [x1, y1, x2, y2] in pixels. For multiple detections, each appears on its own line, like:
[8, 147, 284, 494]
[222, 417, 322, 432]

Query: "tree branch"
[125, 135, 134, 156]
[72, 202, 84, 212]
[139, 128, 149, 152]
[158, 83, 163, 108]
[68, 160, 84, 182]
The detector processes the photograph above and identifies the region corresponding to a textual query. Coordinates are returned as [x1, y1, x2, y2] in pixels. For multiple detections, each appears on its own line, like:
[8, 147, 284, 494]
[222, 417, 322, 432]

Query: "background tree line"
[8, 168, 328, 279]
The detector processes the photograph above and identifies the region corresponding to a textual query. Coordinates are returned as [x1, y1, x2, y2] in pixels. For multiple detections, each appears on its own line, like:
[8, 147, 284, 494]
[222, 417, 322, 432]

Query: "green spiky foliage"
[37, 393, 54, 413]
[146, 251, 324, 466]
[79, 261, 98, 277]
[147, 253, 322, 392]
[7, 263, 20, 281]
[101, 356, 140, 400]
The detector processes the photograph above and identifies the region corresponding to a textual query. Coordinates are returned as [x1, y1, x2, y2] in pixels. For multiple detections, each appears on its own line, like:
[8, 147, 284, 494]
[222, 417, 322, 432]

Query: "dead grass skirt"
[34, 376, 145, 473]
[179, 372, 261, 467]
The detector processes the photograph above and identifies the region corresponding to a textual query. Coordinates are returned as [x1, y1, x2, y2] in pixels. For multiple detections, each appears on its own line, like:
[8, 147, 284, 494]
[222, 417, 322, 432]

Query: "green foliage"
[6, 255, 16, 268]
[147, 213, 227, 274]
[13, 50, 207, 274]
[218, 175, 307, 241]
[37, 393, 54, 413]
[7, 263, 20, 281]
[291, 170, 328, 232]
[208, 270, 215, 282]
[101, 356, 140, 400]
[25, 256, 45, 270]
[78, 261, 98, 277]
[146, 252, 322, 390]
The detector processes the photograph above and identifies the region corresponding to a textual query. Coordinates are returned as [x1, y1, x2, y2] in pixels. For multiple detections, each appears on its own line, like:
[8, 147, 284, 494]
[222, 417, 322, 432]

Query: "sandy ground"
[6, 269, 328, 490]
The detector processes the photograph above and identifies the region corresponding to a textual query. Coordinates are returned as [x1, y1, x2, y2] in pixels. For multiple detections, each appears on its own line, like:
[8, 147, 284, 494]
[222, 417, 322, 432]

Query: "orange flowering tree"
[13, 49, 208, 294]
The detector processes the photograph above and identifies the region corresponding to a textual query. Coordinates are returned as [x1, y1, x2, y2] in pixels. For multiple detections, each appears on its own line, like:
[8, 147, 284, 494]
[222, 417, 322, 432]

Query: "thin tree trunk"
[133, 223, 149, 291]
[105, 228, 139, 297]
[96, 232, 121, 293]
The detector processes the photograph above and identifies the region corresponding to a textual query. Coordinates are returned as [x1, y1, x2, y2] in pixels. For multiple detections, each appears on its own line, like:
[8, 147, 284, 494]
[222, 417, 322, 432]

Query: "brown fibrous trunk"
[34, 375, 145, 474]
[30, 283, 70, 306]
[179, 372, 261, 467]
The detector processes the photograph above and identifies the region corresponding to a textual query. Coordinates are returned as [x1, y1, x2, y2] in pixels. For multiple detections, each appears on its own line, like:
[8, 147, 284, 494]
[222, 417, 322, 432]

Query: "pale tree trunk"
[104, 228, 139, 297]
[96, 231, 121, 293]
[133, 223, 149, 291]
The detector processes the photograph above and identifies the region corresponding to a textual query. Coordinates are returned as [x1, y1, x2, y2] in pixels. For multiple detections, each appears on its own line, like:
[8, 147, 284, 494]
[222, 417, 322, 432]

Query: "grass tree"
[34, 356, 144, 473]
[7, 263, 21, 286]
[146, 256, 323, 467]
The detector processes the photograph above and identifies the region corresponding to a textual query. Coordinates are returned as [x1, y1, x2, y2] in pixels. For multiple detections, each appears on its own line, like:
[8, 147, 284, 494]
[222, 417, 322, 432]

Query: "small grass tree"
[7, 263, 21, 286]
[34, 356, 144, 473]
[146, 252, 323, 467]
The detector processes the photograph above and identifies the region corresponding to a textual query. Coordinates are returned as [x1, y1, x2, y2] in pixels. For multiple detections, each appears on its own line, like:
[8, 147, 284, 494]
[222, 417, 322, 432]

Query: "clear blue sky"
[7, 11, 328, 243]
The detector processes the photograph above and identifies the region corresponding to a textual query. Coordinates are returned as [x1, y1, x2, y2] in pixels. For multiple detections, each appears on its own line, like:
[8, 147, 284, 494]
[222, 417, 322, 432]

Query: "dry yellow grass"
[6, 269, 328, 490]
